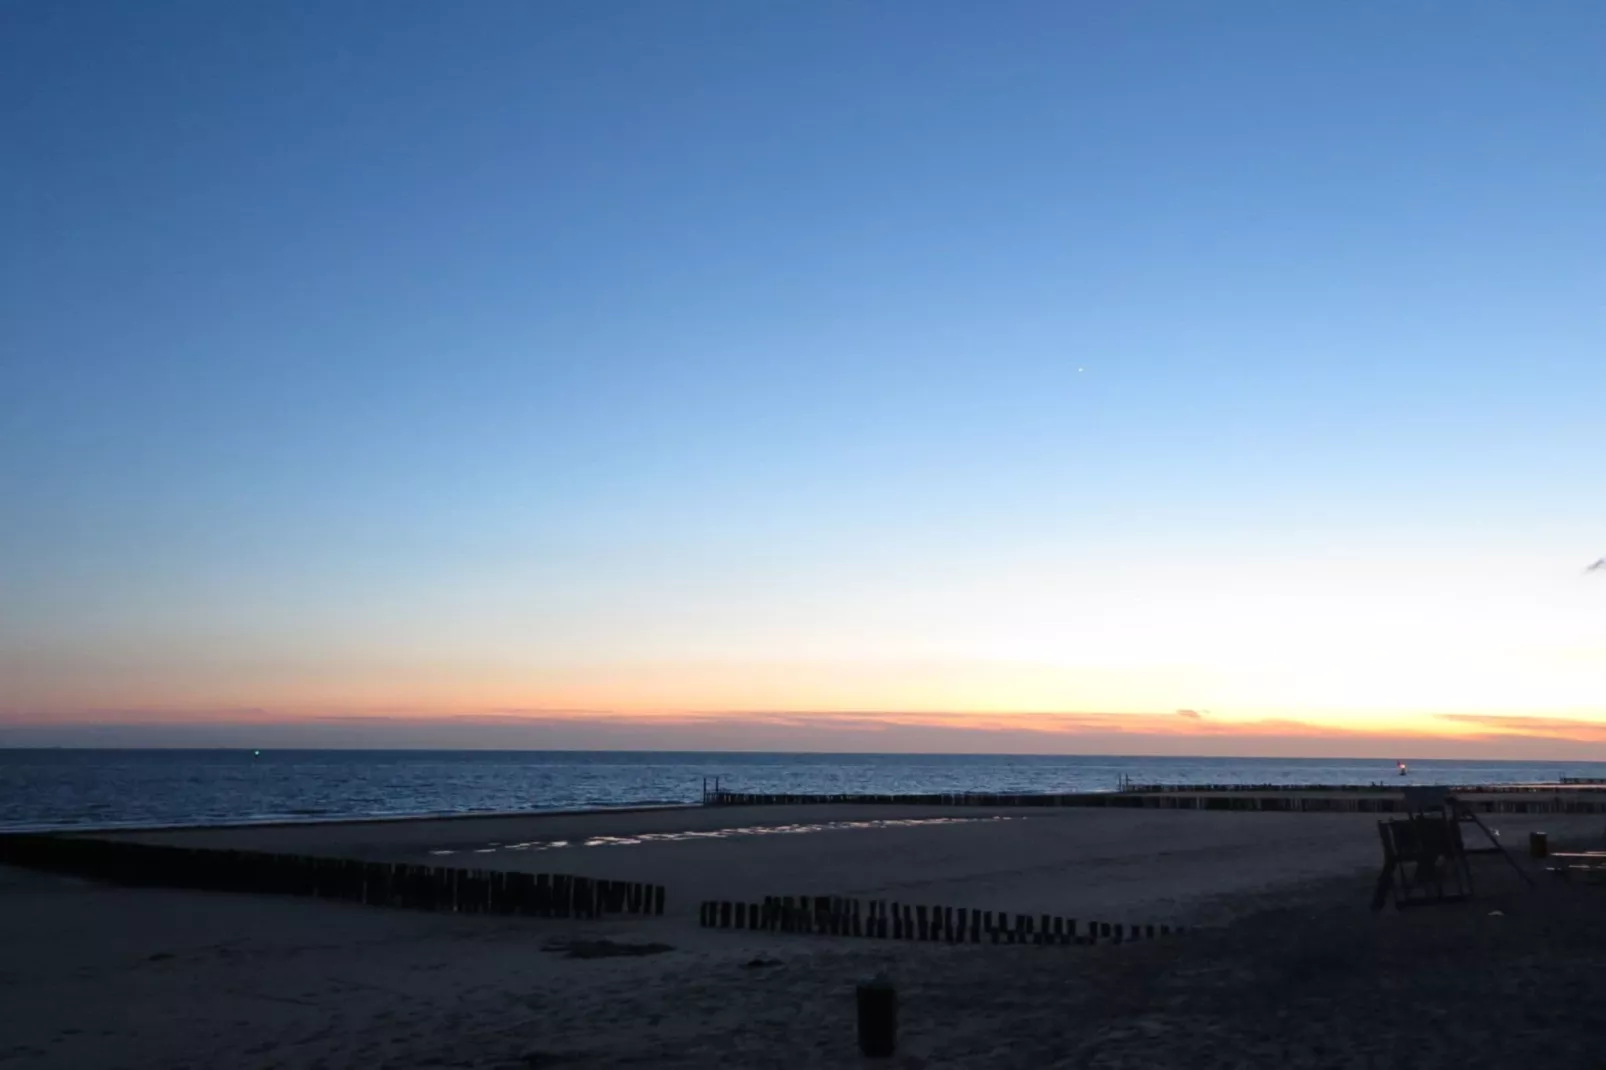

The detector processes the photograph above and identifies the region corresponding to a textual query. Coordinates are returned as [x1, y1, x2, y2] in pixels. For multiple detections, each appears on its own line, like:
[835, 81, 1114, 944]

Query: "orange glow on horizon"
[9, 702, 1606, 749]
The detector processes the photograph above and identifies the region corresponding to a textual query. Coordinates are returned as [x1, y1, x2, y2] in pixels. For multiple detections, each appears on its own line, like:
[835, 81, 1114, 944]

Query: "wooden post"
[575, 876, 592, 919]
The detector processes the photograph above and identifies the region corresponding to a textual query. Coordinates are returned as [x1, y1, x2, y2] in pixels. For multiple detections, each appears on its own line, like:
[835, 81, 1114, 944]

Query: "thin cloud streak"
[10, 705, 1606, 758]
[1434, 712, 1606, 744]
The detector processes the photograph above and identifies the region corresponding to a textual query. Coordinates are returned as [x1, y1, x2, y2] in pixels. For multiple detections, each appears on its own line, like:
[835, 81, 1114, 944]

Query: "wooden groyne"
[0, 833, 665, 918]
[705, 787, 1606, 815]
[697, 893, 1185, 946]
[707, 790, 1142, 808]
[1119, 781, 1606, 795]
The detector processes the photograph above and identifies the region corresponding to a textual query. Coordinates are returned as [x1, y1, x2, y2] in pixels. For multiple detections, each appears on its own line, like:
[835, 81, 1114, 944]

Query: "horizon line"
[0, 743, 1595, 764]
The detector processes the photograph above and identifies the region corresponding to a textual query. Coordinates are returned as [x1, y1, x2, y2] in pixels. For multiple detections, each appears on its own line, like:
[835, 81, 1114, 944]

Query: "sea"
[3, 749, 1605, 833]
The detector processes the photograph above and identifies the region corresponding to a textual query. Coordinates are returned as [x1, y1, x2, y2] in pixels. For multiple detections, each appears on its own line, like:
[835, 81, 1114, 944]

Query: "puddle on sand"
[452, 815, 1013, 855]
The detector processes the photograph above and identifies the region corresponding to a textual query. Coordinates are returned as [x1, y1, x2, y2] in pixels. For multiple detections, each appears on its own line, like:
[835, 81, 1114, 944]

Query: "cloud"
[8, 705, 1606, 758]
[1435, 713, 1606, 743]
[1588, 558, 1605, 572]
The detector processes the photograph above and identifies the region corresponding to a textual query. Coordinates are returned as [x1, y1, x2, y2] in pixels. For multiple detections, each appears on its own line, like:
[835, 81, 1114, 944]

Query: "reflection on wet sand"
[427, 815, 1011, 856]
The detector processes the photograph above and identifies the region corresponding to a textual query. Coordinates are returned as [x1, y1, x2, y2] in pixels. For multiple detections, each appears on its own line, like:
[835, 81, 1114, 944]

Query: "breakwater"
[705, 786, 1606, 815]
[0, 833, 666, 917]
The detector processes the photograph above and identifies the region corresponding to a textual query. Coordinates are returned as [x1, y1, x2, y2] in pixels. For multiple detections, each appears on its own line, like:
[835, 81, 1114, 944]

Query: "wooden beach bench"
[1545, 851, 1606, 884]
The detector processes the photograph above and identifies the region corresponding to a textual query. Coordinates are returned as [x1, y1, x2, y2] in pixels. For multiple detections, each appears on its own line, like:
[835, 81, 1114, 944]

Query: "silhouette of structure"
[1371, 787, 1531, 910]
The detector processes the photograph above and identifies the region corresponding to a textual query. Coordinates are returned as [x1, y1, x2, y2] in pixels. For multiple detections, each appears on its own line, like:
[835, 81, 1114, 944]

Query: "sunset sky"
[3, 2, 1602, 754]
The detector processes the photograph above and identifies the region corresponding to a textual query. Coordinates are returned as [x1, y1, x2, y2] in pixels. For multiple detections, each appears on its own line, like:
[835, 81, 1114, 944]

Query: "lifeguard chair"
[1370, 786, 1530, 910]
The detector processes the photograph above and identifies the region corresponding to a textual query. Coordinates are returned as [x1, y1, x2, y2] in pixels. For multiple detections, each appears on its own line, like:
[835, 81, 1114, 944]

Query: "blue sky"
[3, 2, 1602, 751]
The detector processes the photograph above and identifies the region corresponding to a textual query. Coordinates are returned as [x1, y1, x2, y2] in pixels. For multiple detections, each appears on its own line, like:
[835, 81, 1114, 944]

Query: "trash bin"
[857, 976, 897, 1058]
[1530, 831, 1548, 858]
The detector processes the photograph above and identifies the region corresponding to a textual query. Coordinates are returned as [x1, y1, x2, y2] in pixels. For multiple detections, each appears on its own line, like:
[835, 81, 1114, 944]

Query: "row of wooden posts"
[1142, 794, 1606, 815]
[1123, 782, 1406, 794]
[1125, 781, 1603, 797]
[0, 834, 665, 918]
[698, 894, 1183, 946]
[704, 789, 1606, 816]
[705, 791, 1147, 809]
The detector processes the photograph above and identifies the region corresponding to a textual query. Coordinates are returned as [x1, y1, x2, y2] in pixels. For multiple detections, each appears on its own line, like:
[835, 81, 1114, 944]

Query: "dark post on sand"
[857, 976, 897, 1058]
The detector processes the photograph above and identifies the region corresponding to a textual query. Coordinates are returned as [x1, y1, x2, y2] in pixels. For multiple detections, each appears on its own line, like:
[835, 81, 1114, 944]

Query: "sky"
[2, 1, 1602, 755]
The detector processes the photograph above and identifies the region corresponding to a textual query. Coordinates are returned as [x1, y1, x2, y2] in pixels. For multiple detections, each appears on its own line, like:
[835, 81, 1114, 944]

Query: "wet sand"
[106, 803, 1585, 924]
[5, 807, 1602, 1068]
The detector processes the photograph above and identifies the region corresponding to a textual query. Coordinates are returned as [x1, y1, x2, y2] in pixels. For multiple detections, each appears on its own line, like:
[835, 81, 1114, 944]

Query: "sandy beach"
[5, 806, 1604, 1068]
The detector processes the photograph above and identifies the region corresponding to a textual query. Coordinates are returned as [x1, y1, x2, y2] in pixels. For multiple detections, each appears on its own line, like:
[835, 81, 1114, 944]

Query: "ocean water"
[2, 749, 1602, 832]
